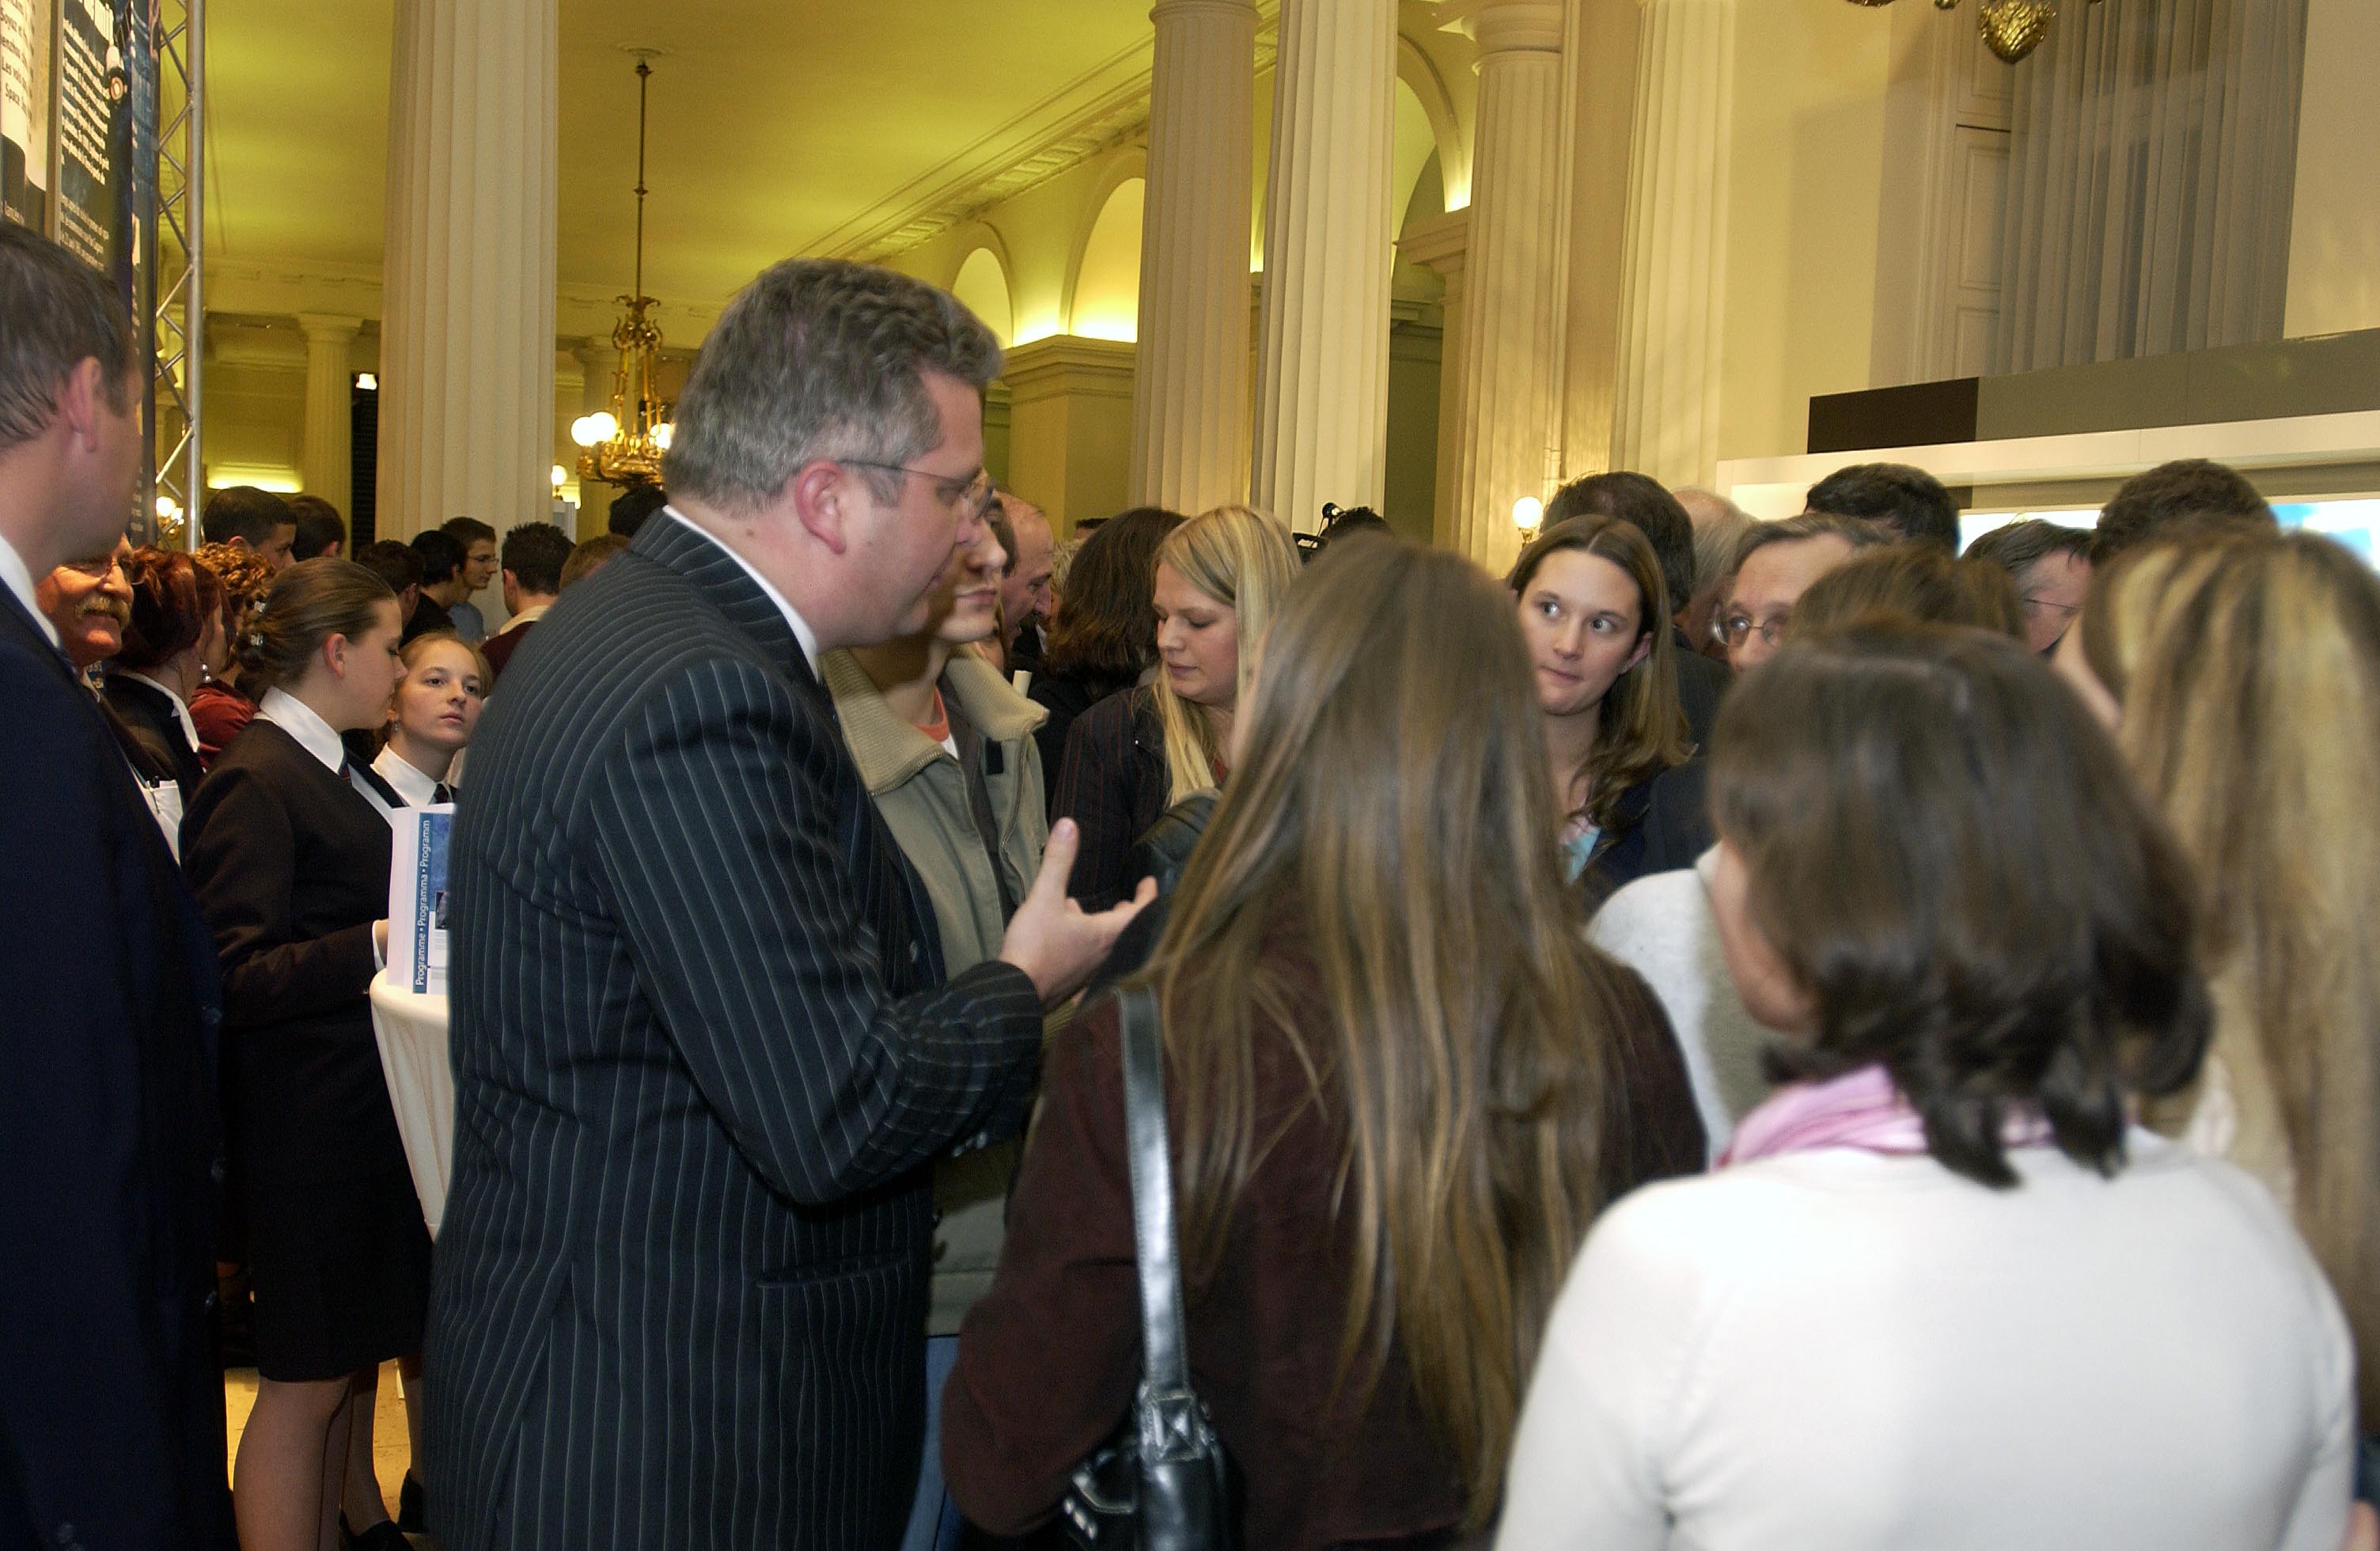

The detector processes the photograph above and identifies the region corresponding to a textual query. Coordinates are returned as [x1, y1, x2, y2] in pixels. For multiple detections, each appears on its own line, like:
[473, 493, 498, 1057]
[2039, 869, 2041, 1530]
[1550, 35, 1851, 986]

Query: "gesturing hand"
[999, 820, 1158, 1006]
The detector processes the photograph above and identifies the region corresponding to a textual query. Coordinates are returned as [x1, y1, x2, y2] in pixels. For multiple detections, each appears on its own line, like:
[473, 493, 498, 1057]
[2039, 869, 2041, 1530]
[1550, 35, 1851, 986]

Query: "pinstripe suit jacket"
[425, 514, 1046, 1551]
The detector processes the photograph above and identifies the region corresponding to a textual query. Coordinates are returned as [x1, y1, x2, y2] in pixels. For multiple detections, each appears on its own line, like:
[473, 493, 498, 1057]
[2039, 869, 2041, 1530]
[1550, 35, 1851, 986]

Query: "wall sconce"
[550, 465, 567, 489]
[1513, 495, 1544, 541]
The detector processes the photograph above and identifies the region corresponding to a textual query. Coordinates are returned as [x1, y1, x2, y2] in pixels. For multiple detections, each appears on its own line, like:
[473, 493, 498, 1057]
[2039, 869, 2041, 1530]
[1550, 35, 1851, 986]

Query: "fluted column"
[1611, 0, 1734, 491]
[297, 313, 361, 508]
[1131, 0, 1259, 514]
[1252, 0, 1397, 533]
[1443, 1, 1566, 573]
[377, 0, 559, 540]
[571, 336, 615, 419]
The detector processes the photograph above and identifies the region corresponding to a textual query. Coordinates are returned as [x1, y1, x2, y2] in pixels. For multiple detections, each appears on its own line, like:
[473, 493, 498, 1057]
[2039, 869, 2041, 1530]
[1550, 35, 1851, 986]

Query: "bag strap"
[1116, 984, 1193, 1396]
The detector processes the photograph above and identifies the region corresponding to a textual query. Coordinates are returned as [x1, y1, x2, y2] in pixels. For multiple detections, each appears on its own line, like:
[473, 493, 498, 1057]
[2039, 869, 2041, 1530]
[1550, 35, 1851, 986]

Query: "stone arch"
[1061, 146, 1150, 338]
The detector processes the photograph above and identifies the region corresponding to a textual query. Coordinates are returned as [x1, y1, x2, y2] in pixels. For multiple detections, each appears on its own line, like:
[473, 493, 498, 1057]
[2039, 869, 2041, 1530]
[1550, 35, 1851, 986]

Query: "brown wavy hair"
[1042, 505, 1184, 692]
[1711, 619, 2210, 1189]
[116, 547, 225, 669]
[1507, 514, 1691, 828]
[1140, 537, 1652, 1528]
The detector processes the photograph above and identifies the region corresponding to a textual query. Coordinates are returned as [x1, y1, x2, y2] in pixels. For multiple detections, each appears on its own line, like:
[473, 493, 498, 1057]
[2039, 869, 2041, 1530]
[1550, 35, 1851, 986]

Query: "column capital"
[1150, 0, 1260, 21]
[1436, 0, 1563, 53]
[294, 312, 364, 344]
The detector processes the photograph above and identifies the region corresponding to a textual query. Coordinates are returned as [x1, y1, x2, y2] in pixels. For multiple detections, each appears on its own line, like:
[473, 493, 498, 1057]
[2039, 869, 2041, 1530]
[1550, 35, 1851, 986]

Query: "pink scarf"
[1720, 1063, 2052, 1168]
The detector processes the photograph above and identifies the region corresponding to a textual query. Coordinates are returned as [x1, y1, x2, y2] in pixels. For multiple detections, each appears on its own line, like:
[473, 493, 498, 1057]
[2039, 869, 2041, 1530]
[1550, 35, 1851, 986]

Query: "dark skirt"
[233, 1008, 432, 1382]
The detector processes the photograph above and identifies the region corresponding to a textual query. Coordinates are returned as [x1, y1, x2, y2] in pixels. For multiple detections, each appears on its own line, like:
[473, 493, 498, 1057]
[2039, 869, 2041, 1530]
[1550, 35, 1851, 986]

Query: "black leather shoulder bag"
[1060, 984, 1241, 1550]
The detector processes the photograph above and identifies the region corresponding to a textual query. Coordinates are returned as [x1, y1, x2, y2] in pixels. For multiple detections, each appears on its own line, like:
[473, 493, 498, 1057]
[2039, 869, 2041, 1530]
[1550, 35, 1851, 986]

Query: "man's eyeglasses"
[836, 460, 996, 521]
[1711, 613, 1788, 650]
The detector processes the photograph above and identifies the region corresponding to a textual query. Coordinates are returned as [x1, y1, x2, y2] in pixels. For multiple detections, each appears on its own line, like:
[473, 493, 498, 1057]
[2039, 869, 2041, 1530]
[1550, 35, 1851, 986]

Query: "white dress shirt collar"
[665, 506, 820, 674]
[372, 744, 451, 808]
[501, 599, 553, 632]
[0, 531, 59, 650]
[122, 669, 201, 751]
[256, 687, 350, 772]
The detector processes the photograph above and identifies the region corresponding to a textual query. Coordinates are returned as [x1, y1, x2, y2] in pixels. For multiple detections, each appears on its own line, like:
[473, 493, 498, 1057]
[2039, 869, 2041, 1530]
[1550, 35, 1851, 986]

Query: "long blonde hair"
[2106, 531, 2380, 1427]
[1150, 503, 1301, 803]
[1139, 536, 1647, 1527]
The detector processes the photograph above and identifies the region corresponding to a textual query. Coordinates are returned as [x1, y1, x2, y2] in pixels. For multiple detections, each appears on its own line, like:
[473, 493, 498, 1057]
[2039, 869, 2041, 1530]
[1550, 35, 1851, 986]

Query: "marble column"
[1130, 0, 1260, 514]
[1252, 0, 1397, 533]
[1397, 210, 1469, 552]
[1442, 0, 1566, 573]
[377, 0, 559, 540]
[571, 335, 616, 420]
[297, 313, 362, 510]
[1611, 0, 1734, 491]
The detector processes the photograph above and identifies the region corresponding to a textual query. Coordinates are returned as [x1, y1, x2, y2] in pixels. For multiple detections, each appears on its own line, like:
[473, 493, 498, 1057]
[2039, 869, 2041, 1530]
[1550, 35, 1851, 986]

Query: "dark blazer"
[1582, 759, 1713, 901]
[1053, 687, 1169, 912]
[404, 592, 455, 643]
[1026, 666, 1127, 812]
[425, 515, 1047, 1551]
[944, 923, 1706, 1549]
[1672, 635, 1730, 749]
[0, 589, 230, 1549]
[103, 670, 207, 800]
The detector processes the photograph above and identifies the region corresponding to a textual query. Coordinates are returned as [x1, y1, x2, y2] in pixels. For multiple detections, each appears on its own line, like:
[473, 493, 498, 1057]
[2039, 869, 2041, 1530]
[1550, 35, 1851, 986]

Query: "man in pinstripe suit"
[426, 260, 1149, 1550]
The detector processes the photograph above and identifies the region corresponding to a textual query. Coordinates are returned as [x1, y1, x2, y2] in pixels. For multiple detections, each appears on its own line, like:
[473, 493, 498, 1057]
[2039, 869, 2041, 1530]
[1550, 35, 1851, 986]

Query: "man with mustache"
[34, 536, 184, 838]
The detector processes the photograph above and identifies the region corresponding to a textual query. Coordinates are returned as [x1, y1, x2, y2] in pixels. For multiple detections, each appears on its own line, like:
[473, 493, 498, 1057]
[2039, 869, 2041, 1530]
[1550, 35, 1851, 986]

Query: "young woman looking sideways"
[373, 631, 487, 806]
[1508, 515, 1703, 893]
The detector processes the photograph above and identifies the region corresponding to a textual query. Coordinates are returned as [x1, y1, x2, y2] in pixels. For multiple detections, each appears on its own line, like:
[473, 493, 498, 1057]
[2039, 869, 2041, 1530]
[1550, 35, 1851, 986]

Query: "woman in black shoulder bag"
[943, 537, 1707, 1550]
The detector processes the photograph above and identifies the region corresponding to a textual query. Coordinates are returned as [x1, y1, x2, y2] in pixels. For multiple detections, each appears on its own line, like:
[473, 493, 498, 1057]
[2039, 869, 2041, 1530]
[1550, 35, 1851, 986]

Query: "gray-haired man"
[426, 258, 1150, 1551]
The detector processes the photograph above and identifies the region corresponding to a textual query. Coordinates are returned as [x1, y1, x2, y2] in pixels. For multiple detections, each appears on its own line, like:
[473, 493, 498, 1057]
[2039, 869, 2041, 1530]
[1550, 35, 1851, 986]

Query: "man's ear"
[55, 358, 105, 452]
[790, 461, 851, 557]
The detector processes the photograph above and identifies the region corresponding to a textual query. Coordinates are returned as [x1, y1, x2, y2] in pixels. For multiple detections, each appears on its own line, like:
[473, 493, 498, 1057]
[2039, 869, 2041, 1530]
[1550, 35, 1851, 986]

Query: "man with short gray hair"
[428, 258, 1150, 1551]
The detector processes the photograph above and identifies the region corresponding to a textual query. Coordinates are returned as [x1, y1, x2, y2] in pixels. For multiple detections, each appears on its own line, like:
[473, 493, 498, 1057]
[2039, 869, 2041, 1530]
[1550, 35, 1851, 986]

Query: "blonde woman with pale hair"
[1052, 502, 1300, 910]
[2064, 530, 2380, 1494]
[946, 537, 1706, 1549]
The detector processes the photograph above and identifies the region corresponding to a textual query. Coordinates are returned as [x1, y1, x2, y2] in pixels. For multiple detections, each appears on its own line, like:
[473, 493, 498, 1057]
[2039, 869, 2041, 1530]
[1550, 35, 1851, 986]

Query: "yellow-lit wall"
[1715, 2, 1893, 466]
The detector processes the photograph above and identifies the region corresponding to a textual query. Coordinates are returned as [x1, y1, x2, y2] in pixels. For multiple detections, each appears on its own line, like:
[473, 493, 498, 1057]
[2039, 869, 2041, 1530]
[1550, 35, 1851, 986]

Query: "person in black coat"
[0, 220, 233, 1549]
[104, 544, 229, 804]
[1026, 503, 1183, 810]
[1510, 514, 1710, 896]
[181, 559, 427, 1551]
[423, 257, 1148, 1551]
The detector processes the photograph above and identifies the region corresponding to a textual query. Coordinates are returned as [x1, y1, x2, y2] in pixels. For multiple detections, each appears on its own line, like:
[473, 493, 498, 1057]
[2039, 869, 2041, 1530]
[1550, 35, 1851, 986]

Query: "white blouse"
[1495, 1134, 2355, 1551]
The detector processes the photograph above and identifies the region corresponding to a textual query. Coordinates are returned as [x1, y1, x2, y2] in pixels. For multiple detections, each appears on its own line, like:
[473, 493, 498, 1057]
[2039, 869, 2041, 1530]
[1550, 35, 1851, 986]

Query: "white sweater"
[1496, 1133, 2355, 1551]
[1586, 855, 1782, 1161]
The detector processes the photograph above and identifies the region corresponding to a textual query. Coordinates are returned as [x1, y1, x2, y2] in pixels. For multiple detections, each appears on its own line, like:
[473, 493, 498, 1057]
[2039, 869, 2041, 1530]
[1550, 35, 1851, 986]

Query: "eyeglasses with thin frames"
[835, 459, 996, 521]
[1711, 612, 1788, 650]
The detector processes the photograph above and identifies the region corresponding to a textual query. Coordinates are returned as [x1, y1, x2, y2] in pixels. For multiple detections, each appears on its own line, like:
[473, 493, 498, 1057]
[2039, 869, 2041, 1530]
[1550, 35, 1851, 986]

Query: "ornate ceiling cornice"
[821, 2, 1282, 266]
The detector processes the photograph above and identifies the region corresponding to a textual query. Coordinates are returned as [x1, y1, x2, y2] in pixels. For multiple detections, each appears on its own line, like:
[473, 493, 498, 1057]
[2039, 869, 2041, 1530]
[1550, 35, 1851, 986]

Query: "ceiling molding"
[827, 3, 1281, 267]
[205, 257, 727, 344]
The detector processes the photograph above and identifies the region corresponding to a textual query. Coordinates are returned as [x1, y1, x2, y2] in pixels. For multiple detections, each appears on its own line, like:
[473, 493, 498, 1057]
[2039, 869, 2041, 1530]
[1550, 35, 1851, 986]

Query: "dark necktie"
[432, 782, 454, 806]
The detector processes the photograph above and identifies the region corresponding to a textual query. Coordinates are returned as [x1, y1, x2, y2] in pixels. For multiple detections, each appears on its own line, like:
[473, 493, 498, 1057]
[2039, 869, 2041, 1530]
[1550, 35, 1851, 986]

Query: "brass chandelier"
[1846, 0, 2102, 64]
[572, 56, 674, 487]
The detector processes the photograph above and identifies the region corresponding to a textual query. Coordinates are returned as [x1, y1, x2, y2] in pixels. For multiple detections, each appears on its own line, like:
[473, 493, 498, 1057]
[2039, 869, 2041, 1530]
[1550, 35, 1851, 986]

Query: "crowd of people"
[2, 217, 2374, 1551]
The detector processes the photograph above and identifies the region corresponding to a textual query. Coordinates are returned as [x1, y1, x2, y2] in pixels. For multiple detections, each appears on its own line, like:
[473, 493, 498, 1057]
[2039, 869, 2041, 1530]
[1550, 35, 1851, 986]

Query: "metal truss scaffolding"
[150, 0, 202, 548]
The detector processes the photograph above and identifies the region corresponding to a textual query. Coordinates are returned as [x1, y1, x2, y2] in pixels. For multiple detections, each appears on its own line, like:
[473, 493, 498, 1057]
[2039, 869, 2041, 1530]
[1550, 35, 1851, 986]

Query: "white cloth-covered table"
[369, 970, 454, 1238]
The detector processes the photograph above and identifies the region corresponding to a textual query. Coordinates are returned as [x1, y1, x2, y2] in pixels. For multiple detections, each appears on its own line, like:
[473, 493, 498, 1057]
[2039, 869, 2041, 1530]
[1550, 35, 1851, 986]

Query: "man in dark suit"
[428, 258, 1147, 1551]
[0, 223, 232, 1548]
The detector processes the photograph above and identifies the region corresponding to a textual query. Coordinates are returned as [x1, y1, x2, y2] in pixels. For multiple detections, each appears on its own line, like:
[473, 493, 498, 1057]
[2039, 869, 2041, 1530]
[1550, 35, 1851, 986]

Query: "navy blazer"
[426, 515, 1046, 1551]
[0, 588, 229, 1549]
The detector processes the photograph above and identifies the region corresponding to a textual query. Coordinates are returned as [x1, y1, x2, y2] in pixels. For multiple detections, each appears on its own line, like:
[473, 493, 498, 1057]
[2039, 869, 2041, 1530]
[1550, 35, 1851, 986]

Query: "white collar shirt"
[257, 686, 396, 819]
[372, 745, 452, 808]
[123, 669, 201, 751]
[664, 506, 821, 675]
[0, 531, 59, 650]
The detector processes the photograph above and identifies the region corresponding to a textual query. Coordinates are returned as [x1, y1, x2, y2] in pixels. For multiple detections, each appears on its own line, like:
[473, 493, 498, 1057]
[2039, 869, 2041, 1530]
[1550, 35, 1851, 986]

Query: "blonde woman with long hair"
[946, 537, 1706, 1548]
[1052, 502, 1300, 910]
[2067, 531, 2380, 1460]
[1507, 515, 1704, 893]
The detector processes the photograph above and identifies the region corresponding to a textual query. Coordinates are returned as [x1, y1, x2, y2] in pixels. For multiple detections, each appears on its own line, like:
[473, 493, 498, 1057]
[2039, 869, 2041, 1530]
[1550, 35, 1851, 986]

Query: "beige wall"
[1714, 2, 1893, 466]
[2284, 0, 2380, 340]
